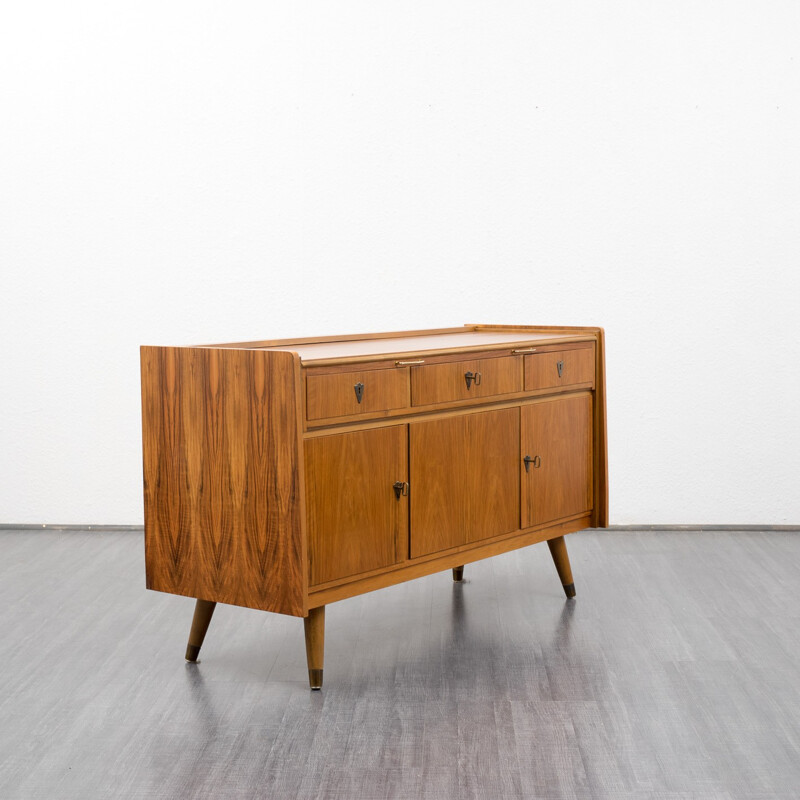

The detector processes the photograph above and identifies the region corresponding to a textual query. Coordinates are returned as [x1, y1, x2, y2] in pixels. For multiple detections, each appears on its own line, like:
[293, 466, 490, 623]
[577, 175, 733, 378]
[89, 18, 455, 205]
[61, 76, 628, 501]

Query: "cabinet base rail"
[183, 535, 576, 689]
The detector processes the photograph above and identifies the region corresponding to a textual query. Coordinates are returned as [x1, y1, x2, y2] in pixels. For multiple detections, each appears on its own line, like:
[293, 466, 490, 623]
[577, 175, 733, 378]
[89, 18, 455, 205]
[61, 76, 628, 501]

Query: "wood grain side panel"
[305, 426, 407, 585]
[306, 368, 409, 420]
[141, 346, 306, 616]
[411, 356, 522, 405]
[521, 395, 593, 527]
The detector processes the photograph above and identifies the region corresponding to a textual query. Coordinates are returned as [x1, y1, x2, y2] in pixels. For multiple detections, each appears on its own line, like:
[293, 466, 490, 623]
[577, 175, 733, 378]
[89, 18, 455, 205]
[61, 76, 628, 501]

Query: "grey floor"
[1, 529, 799, 800]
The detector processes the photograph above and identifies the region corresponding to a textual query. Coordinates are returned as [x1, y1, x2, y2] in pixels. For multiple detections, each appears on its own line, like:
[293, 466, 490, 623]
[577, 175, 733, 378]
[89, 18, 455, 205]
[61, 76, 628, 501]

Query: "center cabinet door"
[409, 407, 520, 558]
[305, 425, 408, 585]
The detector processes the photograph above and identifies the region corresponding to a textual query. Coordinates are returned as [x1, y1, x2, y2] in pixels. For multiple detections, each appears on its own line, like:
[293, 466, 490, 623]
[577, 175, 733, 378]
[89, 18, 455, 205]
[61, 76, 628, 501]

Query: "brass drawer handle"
[557, 360, 564, 378]
[395, 360, 425, 366]
[511, 348, 537, 354]
[354, 382, 364, 403]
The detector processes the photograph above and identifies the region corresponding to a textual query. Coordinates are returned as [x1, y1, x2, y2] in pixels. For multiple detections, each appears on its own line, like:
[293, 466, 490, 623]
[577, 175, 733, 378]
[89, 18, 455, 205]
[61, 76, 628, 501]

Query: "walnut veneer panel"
[409, 407, 519, 557]
[410, 355, 522, 406]
[306, 367, 409, 420]
[524, 345, 595, 391]
[141, 346, 306, 615]
[305, 426, 408, 585]
[521, 394, 593, 527]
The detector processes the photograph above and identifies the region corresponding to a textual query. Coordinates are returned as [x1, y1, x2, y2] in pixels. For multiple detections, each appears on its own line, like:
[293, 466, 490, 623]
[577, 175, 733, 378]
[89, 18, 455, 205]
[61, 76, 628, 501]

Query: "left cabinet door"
[305, 425, 408, 585]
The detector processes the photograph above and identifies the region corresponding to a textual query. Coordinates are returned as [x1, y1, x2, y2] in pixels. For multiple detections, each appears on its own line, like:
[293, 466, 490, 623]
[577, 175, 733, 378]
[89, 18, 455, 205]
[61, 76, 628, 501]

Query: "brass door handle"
[523, 455, 541, 472]
[393, 481, 409, 499]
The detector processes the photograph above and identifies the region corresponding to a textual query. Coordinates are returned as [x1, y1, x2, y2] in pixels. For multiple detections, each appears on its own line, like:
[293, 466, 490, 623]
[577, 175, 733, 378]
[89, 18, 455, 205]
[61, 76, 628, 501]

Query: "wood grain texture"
[304, 605, 325, 689]
[411, 355, 522, 406]
[305, 425, 408, 585]
[546, 535, 576, 597]
[410, 408, 519, 558]
[141, 346, 306, 616]
[306, 367, 409, 420]
[303, 385, 595, 434]
[184, 599, 216, 662]
[521, 394, 593, 527]
[524, 345, 595, 391]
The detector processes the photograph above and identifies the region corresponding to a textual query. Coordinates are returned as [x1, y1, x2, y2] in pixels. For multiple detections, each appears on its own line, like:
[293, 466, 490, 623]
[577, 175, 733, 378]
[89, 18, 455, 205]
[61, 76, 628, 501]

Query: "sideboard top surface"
[210, 328, 596, 364]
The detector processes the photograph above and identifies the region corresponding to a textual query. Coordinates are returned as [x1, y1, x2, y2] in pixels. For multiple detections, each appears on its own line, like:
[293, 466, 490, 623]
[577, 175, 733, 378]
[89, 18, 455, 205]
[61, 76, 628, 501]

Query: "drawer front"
[307, 368, 408, 420]
[411, 356, 522, 406]
[524, 346, 595, 391]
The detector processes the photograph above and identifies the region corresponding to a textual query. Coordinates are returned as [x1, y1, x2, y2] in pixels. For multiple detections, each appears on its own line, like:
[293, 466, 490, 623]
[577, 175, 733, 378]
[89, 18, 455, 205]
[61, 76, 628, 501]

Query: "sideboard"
[140, 324, 608, 688]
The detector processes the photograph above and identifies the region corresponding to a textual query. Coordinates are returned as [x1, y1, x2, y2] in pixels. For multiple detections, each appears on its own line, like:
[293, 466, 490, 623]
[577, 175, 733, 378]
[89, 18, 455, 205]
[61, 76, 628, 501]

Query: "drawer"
[306, 366, 409, 421]
[524, 346, 595, 391]
[411, 355, 522, 406]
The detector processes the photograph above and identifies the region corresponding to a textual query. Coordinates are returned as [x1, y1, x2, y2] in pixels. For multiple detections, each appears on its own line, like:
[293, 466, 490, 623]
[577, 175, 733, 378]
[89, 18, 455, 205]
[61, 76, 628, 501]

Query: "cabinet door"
[521, 395, 593, 527]
[305, 425, 407, 585]
[410, 408, 519, 558]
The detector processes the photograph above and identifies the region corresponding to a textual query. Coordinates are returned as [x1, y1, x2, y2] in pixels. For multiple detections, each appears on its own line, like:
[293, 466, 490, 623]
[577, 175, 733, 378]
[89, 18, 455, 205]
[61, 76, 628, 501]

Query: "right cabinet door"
[521, 394, 593, 527]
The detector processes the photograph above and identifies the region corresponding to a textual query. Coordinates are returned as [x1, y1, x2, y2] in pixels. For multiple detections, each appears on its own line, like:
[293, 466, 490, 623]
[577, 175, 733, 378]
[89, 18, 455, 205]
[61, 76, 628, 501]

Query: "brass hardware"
[511, 348, 537, 354]
[353, 382, 364, 403]
[308, 668, 323, 690]
[556, 360, 564, 378]
[464, 371, 482, 389]
[523, 455, 541, 472]
[395, 360, 425, 366]
[393, 481, 409, 499]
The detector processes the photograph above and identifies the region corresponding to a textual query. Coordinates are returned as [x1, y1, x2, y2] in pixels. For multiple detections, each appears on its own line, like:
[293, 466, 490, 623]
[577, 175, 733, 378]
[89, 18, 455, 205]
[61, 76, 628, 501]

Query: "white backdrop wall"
[1, 1, 799, 525]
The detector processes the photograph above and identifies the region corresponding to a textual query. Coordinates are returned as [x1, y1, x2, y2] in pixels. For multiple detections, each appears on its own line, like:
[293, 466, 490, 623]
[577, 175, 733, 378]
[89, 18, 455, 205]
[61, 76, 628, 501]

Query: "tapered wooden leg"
[304, 606, 325, 690]
[452, 565, 464, 582]
[185, 599, 216, 662]
[547, 536, 576, 598]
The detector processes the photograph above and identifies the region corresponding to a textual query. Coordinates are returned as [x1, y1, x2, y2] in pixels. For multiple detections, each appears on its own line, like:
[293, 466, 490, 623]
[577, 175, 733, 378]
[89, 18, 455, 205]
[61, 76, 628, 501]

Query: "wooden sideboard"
[141, 324, 608, 688]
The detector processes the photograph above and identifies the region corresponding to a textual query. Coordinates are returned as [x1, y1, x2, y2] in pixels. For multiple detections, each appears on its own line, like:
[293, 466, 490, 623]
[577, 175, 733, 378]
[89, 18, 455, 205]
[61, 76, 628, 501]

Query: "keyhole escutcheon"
[465, 371, 482, 389]
[523, 455, 542, 473]
[393, 481, 409, 499]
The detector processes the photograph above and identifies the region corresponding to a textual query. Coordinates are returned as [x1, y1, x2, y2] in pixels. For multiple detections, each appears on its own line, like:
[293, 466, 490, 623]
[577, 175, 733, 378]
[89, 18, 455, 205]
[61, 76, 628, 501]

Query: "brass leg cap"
[563, 583, 576, 599]
[185, 645, 201, 662]
[452, 566, 464, 582]
[308, 669, 323, 690]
